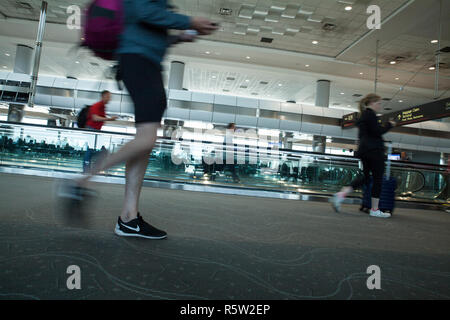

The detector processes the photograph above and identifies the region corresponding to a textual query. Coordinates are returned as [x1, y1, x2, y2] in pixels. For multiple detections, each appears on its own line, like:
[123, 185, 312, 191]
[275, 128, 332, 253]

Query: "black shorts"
[119, 54, 167, 124]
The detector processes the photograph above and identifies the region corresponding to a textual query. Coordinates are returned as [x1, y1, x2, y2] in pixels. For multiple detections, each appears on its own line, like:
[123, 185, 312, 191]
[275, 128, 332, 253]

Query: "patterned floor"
[0, 173, 449, 300]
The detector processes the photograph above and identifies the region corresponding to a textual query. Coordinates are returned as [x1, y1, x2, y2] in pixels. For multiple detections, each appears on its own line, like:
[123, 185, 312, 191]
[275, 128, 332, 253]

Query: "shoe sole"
[369, 213, 391, 218]
[114, 227, 167, 240]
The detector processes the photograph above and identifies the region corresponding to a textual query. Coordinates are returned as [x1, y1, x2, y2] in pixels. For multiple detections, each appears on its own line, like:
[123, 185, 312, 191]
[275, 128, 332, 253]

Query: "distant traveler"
[59, 0, 218, 239]
[332, 94, 396, 218]
[85, 90, 118, 130]
[82, 90, 118, 172]
[224, 123, 240, 183]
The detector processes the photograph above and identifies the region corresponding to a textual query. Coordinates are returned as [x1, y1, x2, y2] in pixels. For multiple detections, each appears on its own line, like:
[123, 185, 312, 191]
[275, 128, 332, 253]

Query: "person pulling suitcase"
[332, 93, 397, 218]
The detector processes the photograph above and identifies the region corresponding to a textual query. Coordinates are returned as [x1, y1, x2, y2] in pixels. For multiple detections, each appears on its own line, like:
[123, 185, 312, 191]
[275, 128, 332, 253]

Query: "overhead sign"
[342, 98, 450, 129]
[341, 112, 359, 129]
[380, 97, 450, 126]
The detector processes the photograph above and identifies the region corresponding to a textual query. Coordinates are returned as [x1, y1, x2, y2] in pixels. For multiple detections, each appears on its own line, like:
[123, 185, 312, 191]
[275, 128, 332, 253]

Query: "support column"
[7, 44, 34, 122]
[28, 1, 48, 108]
[313, 80, 330, 153]
[13, 44, 33, 74]
[282, 132, 293, 150]
[168, 61, 185, 90]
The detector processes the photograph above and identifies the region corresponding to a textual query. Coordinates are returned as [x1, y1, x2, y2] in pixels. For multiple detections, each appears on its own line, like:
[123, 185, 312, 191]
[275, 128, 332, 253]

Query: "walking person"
[332, 94, 396, 218]
[59, 0, 218, 239]
[83, 90, 118, 172]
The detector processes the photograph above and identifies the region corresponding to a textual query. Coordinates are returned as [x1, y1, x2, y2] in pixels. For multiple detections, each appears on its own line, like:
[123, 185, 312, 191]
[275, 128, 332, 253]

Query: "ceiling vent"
[17, 2, 33, 9]
[286, 100, 296, 103]
[240, 85, 248, 89]
[261, 37, 273, 43]
[260, 81, 269, 85]
[322, 23, 336, 31]
[352, 94, 363, 97]
[226, 77, 235, 81]
[382, 98, 392, 101]
[219, 8, 233, 15]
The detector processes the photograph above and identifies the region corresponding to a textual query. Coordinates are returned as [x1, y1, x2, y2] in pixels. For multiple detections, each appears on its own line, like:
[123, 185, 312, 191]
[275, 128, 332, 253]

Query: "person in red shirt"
[85, 90, 118, 130]
[83, 90, 118, 172]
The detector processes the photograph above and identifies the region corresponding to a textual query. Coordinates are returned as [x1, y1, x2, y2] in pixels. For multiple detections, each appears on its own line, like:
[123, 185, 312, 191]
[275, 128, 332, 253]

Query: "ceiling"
[0, 0, 449, 113]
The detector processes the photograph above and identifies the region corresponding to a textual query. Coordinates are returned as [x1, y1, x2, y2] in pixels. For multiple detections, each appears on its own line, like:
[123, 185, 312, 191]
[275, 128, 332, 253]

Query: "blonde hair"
[359, 93, 381, 113]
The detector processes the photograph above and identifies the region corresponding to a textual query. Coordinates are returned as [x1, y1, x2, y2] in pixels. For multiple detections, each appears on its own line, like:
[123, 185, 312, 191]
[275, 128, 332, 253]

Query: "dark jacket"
[117, 0, 191, 67]
[356, 108, 392, 157]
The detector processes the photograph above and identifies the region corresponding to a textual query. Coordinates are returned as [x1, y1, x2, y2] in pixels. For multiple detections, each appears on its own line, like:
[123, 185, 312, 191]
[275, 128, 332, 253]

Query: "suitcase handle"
[386, 141, 393, 179]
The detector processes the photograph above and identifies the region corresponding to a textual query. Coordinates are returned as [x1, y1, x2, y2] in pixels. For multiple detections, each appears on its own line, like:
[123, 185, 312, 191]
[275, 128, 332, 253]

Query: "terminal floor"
[0, 172, 449, 300]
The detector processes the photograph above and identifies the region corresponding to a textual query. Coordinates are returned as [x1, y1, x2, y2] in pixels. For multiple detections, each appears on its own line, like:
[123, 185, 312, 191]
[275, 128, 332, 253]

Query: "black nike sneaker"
[114, 213, 167, 239]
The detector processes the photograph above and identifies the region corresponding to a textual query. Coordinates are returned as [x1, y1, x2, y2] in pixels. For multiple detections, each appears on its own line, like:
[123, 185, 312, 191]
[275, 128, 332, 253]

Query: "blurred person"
[332, 94, 396, 218]
[59, 0, 218, 239]
[400, 151, 410, 161]
[224, 123, 240, 183]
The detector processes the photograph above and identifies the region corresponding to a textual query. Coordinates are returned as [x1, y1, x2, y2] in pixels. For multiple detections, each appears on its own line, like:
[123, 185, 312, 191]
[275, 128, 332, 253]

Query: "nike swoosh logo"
[120, 222, 140, 232]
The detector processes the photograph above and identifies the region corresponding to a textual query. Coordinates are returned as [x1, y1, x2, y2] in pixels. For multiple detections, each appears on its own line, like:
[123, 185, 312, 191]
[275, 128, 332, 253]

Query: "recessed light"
[431, 40, 438, 44]
[2, 66, 6, 69]
[75, 61, 80, 64]
[395, 77, 399, 80]
[359, 72, 364, 75]
[278, 83, 283, 86]
[245, 79, 250, 82]
[205, 51, 211, 54]
[340, 92, 345, 95]
[312, 41, 319, 45]
[347, 105, 351, 107]
[390, 61, 396, 65]
[305, 64, 310, 67]
[399, 100, 403, 103]
[212, 75, 217, 79]
[345, 6, 352, 11]
[5, 53, 10, 56]
[429, 66, 436, 70]
[246, 56, 251, 59]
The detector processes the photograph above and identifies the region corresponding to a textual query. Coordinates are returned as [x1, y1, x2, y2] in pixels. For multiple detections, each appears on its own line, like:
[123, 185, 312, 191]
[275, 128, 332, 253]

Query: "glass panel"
[0, 121, 448, 204]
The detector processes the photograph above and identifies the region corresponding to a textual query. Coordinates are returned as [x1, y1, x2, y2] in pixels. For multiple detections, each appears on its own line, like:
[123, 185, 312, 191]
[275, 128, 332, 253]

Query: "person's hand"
[190, 17, 218, 35]
[110, 116, 119, 121]
[178, 31, 197, 42]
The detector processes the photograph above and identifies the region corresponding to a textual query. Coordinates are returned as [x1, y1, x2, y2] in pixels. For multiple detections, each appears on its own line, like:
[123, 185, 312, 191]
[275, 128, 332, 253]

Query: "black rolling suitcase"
[359, 143, 397, 214]
[360, 178, 372, 214]
[379, 143, 397, 214]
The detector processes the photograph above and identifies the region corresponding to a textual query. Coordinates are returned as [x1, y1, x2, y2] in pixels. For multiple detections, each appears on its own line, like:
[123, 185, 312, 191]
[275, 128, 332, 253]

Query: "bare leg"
[121, 150, 151, 222]
[76, 123, 159, 187]
[372, 198, 380, 211]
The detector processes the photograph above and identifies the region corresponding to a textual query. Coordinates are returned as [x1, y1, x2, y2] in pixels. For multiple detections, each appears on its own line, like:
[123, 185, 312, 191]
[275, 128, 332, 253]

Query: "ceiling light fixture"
[431, 40, 438, 44]
[5, 53, 10, 56]
[359, 72, 363, 75]
[390, 61, 396, 65]
[340, 92, 345, 95]
[205, 51, 210, 54]
[345, 6, 352, 11]
[395, 77, 399, 80]
[246, 56, 251, 59]
[429, 66, 436, 70]
[399, 100, 403, 103]
[312, 41, 318, 45]
[305, 64, 310, 67]
[75, 61, 80, 64]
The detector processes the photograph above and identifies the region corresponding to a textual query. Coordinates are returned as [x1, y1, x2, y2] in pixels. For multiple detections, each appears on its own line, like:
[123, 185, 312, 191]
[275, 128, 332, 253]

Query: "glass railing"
[0, 120, 448, 204]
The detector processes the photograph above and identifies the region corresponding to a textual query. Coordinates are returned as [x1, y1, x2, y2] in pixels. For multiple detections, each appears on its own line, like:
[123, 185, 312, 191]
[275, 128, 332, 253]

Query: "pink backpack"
[82, 0, 124, 60]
